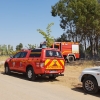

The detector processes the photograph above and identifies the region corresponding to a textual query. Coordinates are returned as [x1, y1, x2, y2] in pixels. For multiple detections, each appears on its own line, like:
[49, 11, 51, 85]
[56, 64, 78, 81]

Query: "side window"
[13, 52, 21, 58]
[54, 45, 59, 49]
[20, 52, 27, 58]
[50, 45, 59, 49]
[29, 49, 42, 57]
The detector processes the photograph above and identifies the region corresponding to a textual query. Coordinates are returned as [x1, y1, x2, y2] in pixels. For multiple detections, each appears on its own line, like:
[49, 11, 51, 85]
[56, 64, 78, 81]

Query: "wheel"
[5, 64, 11, 75]
[83, 76, 99, 94]
[67, 56, 74, 63]
[26, 67, 36, 81]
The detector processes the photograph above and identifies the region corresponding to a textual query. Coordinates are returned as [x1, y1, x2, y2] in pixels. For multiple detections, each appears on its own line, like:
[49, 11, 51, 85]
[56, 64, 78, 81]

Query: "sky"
[0, 0, 64, 50]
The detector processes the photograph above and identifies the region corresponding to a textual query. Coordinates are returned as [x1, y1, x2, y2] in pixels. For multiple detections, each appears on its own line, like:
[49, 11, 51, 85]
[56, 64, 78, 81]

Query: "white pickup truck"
[79, 66, 100, 94]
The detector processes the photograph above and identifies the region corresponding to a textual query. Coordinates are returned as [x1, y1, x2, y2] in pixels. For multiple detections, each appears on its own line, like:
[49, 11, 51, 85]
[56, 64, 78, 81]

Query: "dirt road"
[0, 73, 100, 100]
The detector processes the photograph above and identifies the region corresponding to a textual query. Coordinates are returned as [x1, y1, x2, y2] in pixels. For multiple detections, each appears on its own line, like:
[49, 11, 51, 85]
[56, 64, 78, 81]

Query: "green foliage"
[16, 43, 23, 51]
[0, 43, 37, 56]
[0, 44, 13, 55]
[37, 23, 54, 47]
[26, 44, 36, 49]
[55, 33, 71, 42]
[7, 45, 13, 55]
[51, 0, 100, 57]
[51, 0, 100, 31]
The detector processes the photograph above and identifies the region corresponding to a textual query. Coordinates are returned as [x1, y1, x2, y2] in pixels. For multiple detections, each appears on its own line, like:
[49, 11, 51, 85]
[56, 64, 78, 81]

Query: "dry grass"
[0, 64, 4, 72]
[0, 56, 9, 61]
[0, 56, 8, 73]
[49, 60, 100, 88]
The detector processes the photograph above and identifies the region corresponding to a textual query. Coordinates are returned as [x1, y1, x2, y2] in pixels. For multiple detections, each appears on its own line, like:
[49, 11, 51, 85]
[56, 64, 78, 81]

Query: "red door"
[10, 52, 22, 70]
[9, 58, 17, 70]
[16, 52, 28, 72]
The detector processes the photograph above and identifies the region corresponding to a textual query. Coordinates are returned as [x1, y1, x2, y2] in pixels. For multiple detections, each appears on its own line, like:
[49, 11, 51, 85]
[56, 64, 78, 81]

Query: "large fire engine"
[40, 41, 80, 62]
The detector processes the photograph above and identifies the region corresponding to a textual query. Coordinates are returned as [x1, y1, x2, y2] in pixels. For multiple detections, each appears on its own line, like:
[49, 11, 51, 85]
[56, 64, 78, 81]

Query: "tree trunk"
[90, 37, 93, 58]
[95, 36, 98, 55]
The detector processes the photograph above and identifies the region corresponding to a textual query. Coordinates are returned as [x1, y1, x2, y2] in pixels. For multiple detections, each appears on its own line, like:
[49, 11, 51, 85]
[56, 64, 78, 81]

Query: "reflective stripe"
[59, 60, 64, 65]
[58, 60, 64, 67]
[62, 51, 72, 54]
[45, 60, 52, 68]
[45, 59, 64, 69]
[45, 59, 50, 65]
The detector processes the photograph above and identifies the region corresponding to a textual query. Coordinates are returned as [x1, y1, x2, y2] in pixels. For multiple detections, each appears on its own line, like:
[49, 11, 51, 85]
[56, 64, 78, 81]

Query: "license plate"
[50, 71, 57, 73]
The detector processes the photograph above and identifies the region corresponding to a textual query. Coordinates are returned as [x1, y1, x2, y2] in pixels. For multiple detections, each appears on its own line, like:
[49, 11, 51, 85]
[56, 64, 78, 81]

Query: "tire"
[67, 56, 74, 63]
[83, 76, 99, 94]
[5, 64, 11, 75]
[26, 67, 36, 81]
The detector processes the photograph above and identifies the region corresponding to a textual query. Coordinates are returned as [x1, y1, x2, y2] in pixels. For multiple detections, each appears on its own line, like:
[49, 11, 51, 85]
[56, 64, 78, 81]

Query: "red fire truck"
[4, 48, 65, 81]
[40, 41, 80, 62]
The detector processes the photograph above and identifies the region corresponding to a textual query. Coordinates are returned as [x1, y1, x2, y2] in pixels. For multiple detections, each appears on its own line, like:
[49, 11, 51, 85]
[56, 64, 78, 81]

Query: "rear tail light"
[36, 62, 45, 68]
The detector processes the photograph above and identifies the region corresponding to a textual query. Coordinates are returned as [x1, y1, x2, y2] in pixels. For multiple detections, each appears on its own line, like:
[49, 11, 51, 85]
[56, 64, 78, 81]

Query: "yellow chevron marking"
[45, 59, 64, 69]
[60, 60, 64, 65]
[45, 59, 50, 66]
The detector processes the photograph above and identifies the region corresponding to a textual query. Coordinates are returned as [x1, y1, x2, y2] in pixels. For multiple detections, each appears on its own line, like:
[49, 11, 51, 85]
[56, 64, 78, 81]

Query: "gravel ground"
[0, 73, 100, 100]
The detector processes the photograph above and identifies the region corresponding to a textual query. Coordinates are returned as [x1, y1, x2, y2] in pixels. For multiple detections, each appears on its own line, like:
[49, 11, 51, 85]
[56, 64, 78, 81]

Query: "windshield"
[45, 50, 62, 58]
